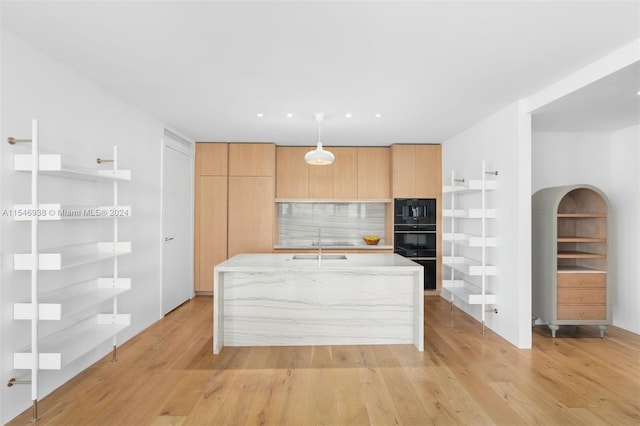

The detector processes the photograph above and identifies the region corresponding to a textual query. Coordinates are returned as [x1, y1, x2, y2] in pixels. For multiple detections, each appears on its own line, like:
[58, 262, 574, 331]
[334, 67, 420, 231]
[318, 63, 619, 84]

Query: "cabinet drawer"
[557, 304, 606, 320]
[557, 273, 605, 288]
[557, 288, 605, 304]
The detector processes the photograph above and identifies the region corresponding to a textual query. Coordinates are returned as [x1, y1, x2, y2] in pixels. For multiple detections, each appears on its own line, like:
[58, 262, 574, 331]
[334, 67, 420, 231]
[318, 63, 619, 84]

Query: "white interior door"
[162, 132, 194, 315]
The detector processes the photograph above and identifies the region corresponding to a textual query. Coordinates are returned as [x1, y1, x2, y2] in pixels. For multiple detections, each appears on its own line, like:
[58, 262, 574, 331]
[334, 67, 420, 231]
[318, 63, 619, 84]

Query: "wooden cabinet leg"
[548, 324, 559, 338]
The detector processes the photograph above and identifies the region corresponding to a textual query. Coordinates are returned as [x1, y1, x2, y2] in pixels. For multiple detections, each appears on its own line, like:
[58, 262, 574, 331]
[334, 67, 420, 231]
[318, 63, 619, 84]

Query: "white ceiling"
[532, 61, 640, 132]
[2, 1, 639, 145]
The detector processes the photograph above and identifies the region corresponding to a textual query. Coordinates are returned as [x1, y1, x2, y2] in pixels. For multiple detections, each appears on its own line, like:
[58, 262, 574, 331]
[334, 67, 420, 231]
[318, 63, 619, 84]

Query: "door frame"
[160, 128, 195, 315]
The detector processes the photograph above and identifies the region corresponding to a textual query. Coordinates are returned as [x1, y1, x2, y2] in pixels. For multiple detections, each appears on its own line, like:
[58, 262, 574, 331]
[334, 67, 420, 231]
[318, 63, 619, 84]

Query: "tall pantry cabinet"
[391, 144, 442, 291]
[227, 143, 276, 257]
[194, 143, 227, 293]
[532, 185, 613, 338]
[194, 143, 276, 292]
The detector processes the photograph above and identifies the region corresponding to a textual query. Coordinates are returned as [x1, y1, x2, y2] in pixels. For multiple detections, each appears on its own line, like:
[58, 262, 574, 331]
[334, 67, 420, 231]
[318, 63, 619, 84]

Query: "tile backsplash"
[278, 202, 386, 245]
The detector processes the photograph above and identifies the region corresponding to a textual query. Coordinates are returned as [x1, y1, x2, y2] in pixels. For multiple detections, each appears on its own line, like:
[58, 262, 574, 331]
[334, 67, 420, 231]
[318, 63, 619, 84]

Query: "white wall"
[442, 102, 532, 349]
[532, 126, 640, 334]
[0, 30, 165, 423]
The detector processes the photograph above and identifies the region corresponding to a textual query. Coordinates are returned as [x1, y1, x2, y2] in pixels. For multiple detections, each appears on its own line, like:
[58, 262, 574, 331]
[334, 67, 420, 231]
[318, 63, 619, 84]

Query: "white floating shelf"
[442, 281, 496, 305]
[13, 314, 130, 370]
[443, 208, 496, 219]
[443, 179, 496, 193]
[13, 242, 131, 271]
[443, 233, 496, 247]
[14, 154, 131, 181]
[12, 204, 131, 221]
[14, 278, 131, 321]
[443, 256, 497, 276]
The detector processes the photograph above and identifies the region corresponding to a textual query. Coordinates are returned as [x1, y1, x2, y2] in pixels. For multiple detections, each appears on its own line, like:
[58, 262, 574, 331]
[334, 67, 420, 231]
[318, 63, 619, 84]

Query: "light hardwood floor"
[8, 296, 640, 425]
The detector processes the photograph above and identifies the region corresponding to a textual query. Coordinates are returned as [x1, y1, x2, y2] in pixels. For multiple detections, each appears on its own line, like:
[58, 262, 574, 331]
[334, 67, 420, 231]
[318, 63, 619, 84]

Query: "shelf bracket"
[7, 377, 31, 387]
[7, 137, 32, 145]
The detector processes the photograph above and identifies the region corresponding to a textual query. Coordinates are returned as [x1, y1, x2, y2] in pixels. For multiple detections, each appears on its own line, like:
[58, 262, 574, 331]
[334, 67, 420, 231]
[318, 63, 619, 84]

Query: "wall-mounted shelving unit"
[442, 160, 498, 334]
[6, 120, 131, 422]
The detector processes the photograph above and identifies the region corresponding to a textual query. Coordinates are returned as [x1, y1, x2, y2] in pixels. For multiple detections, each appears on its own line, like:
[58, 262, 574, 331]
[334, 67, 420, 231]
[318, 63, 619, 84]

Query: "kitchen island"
[213, 253, 424, 354]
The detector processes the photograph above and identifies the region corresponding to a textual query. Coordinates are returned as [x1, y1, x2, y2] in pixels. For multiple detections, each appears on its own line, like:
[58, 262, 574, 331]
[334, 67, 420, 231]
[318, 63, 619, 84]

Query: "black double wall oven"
[394, 198, 437, 290]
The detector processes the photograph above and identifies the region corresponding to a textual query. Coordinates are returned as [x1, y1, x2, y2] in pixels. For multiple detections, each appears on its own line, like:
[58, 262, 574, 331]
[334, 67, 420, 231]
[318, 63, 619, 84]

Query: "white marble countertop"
[215, 253, 421, 271]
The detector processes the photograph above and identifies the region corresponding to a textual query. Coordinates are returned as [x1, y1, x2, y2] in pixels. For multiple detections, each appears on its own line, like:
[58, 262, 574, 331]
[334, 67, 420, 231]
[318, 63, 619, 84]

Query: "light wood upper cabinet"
[392, 144, 441, 198]
[415, 145, 442, 198]
[391, 144, 416, 197]
[227, 176, 275, 257]
[357, 147, 390, 199]
[276, 147, 310, 198]
[308, 162, 333, 198]
[196, 143, 228, 176]
[229, 143, 275, 176]
[332, 147, 358, 199]
[278, 146, 359, 200]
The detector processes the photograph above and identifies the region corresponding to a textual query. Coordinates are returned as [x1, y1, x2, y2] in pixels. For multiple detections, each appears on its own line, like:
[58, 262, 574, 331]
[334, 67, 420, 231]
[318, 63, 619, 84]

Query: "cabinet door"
[357, 147, 390, 199]
[332, 147, 358, 199]
[196, 143, 228, 176]
[276, 147, 309, 198]
[308, 161, 333, 199]
[195, 176, 227, 292]
[391, 144, 416, 197]
[229, 143, 275, 177]
[228, 176, 275, 257]
[415, 145, 441, 198]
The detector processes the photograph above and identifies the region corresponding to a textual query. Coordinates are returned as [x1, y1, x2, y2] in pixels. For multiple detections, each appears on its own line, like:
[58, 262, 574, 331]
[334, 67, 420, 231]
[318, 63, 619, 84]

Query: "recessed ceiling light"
[257, 113, 264, 118]
[375, 113, 383, 118]
[286, 113, 293, 118]
[637, 91, 640, 95]
[345, 113, 352, 118]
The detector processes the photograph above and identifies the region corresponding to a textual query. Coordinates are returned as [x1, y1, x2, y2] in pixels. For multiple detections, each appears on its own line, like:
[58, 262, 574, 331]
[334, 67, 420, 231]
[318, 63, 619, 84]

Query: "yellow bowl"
[363, 235, 380, 245]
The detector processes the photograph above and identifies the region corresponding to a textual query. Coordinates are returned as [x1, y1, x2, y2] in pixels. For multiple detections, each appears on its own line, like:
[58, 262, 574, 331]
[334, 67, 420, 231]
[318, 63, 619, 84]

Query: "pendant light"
[305, 113, 335, 165]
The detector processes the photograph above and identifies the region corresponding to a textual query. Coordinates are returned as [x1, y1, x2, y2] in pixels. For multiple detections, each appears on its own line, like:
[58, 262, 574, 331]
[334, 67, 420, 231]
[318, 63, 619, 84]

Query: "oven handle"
[406, 257, 437, 261]
[394, 230, 436, 234]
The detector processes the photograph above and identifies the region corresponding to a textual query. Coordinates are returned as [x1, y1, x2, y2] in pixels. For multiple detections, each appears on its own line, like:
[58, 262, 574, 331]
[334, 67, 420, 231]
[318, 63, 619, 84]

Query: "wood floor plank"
[6, 296, 640, 425]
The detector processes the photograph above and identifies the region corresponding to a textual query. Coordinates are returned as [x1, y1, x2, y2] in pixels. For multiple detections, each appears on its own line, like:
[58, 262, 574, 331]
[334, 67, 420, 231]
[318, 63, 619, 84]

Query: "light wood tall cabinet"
[194, 143, 228, 293]
[532, 185, 612, 338]
[227, 143, 275, 258]
[391, 144, 442, 292]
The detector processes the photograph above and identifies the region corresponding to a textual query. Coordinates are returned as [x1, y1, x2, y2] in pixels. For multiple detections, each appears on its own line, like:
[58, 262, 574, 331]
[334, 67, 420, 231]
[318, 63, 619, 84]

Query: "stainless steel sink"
[292, 254, 348, 260]
[311, 242, 355, 247]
